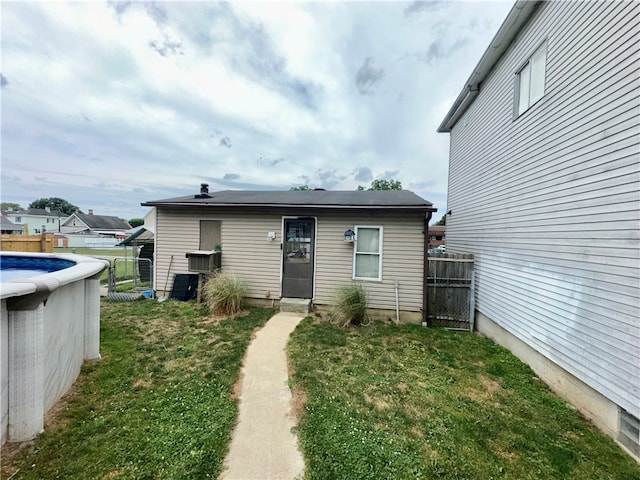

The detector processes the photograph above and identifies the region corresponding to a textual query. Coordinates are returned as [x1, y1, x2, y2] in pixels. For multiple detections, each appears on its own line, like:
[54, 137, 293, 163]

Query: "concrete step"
[280, 297, 312, 314]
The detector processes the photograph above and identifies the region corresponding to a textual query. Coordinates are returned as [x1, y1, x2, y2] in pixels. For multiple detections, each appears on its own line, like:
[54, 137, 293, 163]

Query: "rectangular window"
[353, 226, 382, 281]
[199, 220, 221, 251]
[515, 41, 547, 116]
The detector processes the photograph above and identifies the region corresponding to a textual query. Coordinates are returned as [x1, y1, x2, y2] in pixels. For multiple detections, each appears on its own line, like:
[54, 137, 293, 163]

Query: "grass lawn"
[54, 247, 134, 257]
[288, 318, 640, 480]
[2, 305, 638, 479]
[1, 301, 274, 480]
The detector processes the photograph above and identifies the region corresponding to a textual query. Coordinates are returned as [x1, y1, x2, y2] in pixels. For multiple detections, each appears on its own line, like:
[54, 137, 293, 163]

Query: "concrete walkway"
[219, 312, 306, 480]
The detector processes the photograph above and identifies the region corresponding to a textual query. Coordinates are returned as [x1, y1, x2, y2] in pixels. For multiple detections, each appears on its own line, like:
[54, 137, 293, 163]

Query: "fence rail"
[427, 252, 475, 331]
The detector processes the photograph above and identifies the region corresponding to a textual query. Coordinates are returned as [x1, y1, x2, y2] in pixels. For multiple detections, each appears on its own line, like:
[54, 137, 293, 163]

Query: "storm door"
[282, 218, 315, 298]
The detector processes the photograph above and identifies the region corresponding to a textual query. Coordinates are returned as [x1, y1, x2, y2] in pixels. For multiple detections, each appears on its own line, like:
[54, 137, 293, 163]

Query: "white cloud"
[1, 1, 515, 219]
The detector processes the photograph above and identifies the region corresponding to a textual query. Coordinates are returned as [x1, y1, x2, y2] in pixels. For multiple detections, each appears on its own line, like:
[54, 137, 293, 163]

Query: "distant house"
[3, 208, 65, 234]
[0, 215, 24, 235]
[142, 185, 437, 322]
[438, 1, 639, 457]
[427, 225, 445, 249]
[61, 210, 132, 239]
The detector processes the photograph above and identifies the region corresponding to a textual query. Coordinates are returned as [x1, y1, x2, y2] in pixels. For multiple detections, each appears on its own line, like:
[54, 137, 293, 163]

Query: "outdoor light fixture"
[267, 231, 277, 241]
[344, 229, 356, 242]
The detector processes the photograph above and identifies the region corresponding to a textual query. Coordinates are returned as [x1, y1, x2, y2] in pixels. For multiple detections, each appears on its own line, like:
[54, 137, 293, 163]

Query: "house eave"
[437, 0, 543, 133]
[141, 201, 436, 215]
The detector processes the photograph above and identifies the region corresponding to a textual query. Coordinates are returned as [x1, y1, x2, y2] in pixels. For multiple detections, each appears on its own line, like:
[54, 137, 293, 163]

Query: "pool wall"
[0, 252, 108, 445]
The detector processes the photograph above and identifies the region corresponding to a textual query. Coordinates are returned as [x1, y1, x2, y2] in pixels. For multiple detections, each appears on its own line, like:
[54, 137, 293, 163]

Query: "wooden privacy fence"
[0, 233, 54, 253]
[427, 252, 475, 331]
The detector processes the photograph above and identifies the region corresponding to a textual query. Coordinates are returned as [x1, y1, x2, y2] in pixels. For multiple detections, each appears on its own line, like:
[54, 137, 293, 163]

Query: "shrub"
[203, 271, 246, 316]
[329, 282, 369, 327]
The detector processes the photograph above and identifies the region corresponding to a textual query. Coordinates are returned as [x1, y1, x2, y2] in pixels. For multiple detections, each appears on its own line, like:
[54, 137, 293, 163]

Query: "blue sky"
[1, 1, 514, 221]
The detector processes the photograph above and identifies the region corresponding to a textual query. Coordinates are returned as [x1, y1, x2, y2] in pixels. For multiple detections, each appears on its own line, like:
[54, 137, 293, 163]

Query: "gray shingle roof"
[142, 190, 435, 213]
[73, 213, 131, 230]
[1, 215, 24, 232]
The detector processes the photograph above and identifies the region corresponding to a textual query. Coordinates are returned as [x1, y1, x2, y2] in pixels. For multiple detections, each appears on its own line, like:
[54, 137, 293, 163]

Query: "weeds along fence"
[427, 252, 475, 331]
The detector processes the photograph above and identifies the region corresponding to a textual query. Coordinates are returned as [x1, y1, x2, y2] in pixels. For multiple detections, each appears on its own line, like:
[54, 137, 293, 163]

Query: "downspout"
[394, 280, 400, 324]
[422, 211, 433, 326]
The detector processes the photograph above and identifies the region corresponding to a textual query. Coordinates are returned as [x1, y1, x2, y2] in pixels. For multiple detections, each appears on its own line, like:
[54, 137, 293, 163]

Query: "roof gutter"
[141, 201, 436, 213]
[437, 0, 543, 133]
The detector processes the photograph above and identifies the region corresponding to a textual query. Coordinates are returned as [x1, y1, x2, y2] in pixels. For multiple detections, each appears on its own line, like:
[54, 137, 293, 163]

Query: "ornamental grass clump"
[330, 282, 369, 327]
[203, 271, 246, 316]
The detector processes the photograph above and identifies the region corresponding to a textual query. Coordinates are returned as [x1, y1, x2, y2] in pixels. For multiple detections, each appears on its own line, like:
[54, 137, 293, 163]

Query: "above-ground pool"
[0, 255, 76, 282]
[0, 252, 109, 445]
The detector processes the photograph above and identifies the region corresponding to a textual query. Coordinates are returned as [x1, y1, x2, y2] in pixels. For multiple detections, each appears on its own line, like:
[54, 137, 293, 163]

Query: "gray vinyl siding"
[155, 209, 425, 312]
[446, 1, 639, 417]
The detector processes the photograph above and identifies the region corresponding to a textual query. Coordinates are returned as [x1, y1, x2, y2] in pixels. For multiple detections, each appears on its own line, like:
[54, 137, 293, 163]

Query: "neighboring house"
[143, 207, 156, 233]
[3, 208, 65, 234]
[427, 225, 445, 249]
[61, 210, 132, 239]
[0, 215, 24, 234]
[438, 0, 639, 457]
[142, 185, 436, 322]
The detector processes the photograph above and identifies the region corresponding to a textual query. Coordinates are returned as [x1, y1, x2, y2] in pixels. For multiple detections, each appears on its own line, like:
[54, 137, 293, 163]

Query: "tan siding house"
[143, 187, 436, 322]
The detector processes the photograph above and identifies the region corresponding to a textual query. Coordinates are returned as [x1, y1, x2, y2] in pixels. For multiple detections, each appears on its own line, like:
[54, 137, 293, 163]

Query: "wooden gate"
[427, 253, 475, 331]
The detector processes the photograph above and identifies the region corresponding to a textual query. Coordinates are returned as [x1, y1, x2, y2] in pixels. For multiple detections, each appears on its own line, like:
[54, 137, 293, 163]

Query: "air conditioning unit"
[185, 250, 221, 273]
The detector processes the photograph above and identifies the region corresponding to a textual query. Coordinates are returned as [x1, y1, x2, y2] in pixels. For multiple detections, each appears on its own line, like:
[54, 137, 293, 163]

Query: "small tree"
[434, 214, 446, 226]
[357, 179, 402, 191]
[290, 185, 312, 191]
[129, 218, 144, 228]
[29, 197, 81, 215]
[1, 202, 23, 212]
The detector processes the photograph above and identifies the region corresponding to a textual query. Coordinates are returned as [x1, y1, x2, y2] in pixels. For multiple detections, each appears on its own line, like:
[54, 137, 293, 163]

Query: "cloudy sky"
[1, 0, 514, 221]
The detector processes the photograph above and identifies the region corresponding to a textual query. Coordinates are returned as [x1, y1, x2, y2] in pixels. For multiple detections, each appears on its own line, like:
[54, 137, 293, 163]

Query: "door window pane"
[285, 222, 311, 263]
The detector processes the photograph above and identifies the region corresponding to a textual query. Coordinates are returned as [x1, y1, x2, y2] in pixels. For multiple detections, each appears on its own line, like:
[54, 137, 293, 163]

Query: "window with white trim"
[353, 226, 383, 281]
[515, 41, 547, 116]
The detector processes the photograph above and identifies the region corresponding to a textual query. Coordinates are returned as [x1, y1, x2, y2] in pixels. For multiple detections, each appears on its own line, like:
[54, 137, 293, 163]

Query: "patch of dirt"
[422, 443, 440, 460]
[290, 387, 308, 422]
[492, 444, 519, 461]
[132, 378, 153, 390]
[201, 310, 251, 325]
[141, 317, 181, 344]
[467, 375, 501, 401]
[364, 393, 390, 410]
[231, 371, 245, 400]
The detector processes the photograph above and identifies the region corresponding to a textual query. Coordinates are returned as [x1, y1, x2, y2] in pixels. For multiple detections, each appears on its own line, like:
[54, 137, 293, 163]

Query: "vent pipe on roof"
[88, 209, 94, 215]
[200, 183, 209, 195]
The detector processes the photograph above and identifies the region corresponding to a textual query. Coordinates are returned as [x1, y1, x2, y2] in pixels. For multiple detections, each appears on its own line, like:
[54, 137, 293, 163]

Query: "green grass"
[1, 301, 274, 480]
[288, 319, 640, 480]
[3, 307, 637, 479]
[54, 247, 134, 257]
